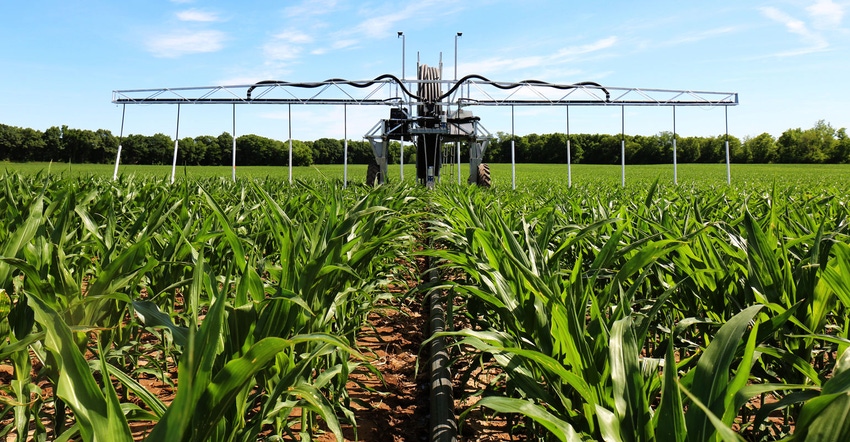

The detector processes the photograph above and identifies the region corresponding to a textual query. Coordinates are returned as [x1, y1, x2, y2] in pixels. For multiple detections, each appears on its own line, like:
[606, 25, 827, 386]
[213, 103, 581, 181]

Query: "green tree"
[746, 133, 777, 163]
[677, 136, 702, 163]
[0, 124, 23, 162]
[801, 119, 836, 163]
[216, 132, 234, 166]
[540, 133, 568, 163]
[777, 128, 804, 163]
[194, 135, 219, 165]
[93, 129, 118, 164]
[347, 140, 373, 164]
[237, 134, 279, 166]
[312, 137, 343, 164]
[835, 128, 850, 163]
[43, 126, 64, 162]
[288, 139, 313, 166]
[19, 127, 47, 162]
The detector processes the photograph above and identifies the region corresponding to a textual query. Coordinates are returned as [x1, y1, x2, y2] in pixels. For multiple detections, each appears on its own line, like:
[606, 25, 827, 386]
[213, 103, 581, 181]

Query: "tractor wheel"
[366, 160, 381, 186]
[477, 163, 491, 188]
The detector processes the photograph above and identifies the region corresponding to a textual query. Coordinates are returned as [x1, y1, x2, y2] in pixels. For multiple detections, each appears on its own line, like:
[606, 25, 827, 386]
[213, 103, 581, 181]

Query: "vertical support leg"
[171, 103, 180, 184]
[468, 142, 482, 184]
[113, 104, 125, 181]
[672, 105, 678, 185]
[367, 137, 389, 185]
[725, 106, 731, 185]
[379, 139, 389, 184]
[232, 103, 237, 182]
[620, 105, 625, 187]
[566, 105, 571, 187]
[511, 105, 516, 190]
[456, 141, 461, 185]
[344, 104, 348, 188]
[288, 104, 293, 184]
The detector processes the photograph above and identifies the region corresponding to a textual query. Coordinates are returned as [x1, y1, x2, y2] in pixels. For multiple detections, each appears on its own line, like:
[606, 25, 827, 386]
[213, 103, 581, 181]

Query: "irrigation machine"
[112, 53, 738, 187]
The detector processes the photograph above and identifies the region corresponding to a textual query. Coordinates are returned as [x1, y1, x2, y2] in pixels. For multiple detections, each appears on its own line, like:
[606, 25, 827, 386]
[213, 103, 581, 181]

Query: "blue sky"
[1, 0, 848, 142]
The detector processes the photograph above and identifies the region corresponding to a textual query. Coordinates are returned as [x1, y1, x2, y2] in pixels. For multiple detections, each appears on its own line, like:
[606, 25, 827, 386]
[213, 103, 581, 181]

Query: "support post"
[113, 104, 126, 181]
[171, 104, 180, 184]
[566, 105, 571, 187]
[344, 104, 348, 188]
[232, 104, 237, 182]
[456, 142, 461, 185]
[725, 106, 731, 185]
[511, 105, 516, 189]
[400, 141, 405, 181]
[621, 105, 625, 187]
[673, 105, 678, 185]
[288, 104, 293, 184]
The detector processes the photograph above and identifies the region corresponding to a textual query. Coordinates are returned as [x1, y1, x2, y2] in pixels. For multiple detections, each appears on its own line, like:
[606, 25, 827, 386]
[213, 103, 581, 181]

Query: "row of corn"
[0, 171, 422, 441]
[3, 168, 850, 441]
[427, 179, 850, 441]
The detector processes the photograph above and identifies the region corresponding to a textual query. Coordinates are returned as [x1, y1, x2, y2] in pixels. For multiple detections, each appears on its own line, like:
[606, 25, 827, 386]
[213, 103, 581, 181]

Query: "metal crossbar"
[113, 76, 737, 107]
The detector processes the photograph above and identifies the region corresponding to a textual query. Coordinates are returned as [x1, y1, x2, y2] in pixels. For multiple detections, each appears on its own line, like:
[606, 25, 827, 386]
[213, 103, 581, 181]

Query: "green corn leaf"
[104, 362, 167, 418]
[0, 195, 44, 291]
[742, 211, 784, 305]
[654, 329, 686, 442]
[685, 304, 762, 442]
[27, 294, 132, 442]
[722, 320, 760, 425]
[822, 242, 850, 309]
[461, 397, 582, 442]
[791, 392, 850, 441]
[287, 384, 345, 442]
[132, 300, 190, 347]
[679, 382, 742, 442]
[823, 346, 850, 395]
[610, 315, 651, 442]
[192, 337, 293, 442]
[596, 404, 624, 442]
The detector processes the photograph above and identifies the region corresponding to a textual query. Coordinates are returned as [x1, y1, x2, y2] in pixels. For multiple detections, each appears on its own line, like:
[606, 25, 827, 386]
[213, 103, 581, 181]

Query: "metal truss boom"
[112, 75, 738, 108]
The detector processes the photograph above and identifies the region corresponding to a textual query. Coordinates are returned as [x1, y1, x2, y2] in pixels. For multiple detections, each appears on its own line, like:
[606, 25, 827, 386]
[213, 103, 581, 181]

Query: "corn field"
[1, 169, 849, 441]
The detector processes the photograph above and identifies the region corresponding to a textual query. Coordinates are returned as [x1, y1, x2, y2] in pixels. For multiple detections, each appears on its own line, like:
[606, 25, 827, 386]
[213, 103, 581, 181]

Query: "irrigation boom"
[113, 75, 737, 107]
[112, 69, 738, 187]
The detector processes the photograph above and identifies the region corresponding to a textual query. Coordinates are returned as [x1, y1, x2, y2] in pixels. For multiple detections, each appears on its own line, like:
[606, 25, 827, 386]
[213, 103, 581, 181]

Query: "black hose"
[246, 75, 610, 102]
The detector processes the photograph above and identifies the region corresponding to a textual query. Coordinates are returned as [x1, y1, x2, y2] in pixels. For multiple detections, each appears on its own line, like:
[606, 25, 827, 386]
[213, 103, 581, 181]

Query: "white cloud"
[759, 6, 829, 55]
[263, 31, 315, 63]
[283, 0, 341, 18]
[264, 43, 302, 62]
[176, 9, 221, 23]
[270, 31, 313, 44]
[467, 36, 617, 76]
[665, 26, 738, 46]
[553, 36, 618, 59]
[146, 30, 227, 58]
[348, 0, 461, 40]
[806, 0, 844, 29]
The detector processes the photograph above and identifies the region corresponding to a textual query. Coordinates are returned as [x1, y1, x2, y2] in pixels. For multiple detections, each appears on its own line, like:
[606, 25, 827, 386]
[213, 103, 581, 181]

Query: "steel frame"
[112, 77, 738, 108]
[111, 75, 738, 187]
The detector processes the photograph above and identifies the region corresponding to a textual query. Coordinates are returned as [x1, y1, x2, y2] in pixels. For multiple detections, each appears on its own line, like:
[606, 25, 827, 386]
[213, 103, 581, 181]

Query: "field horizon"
[3, 161, 848, 188]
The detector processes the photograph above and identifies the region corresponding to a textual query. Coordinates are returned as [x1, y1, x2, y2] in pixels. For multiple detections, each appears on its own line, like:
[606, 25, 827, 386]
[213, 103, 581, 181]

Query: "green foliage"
[0, 172, 420, 440]
[426, 176, 850, 440]
[3, 119, 850, 165]
[0, 166, 849, 441]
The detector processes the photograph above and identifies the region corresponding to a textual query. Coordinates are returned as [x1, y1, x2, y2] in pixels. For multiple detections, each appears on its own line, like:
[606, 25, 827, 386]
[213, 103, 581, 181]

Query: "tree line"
[1, 120, 848, 166]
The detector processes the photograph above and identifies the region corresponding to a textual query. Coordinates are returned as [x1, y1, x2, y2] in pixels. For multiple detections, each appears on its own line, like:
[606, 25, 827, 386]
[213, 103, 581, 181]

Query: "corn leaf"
[27, 294, 133, 442]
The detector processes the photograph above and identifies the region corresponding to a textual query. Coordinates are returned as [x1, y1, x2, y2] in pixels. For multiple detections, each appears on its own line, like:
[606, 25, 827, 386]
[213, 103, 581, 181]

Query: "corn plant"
[426, 180, 850, 441]
[0, 172, 420, 441]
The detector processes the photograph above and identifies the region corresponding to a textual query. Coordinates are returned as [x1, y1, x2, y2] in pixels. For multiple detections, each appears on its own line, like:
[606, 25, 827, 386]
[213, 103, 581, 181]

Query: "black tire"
[366, 160, 381, 186]
[477, 163, 491, 188]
